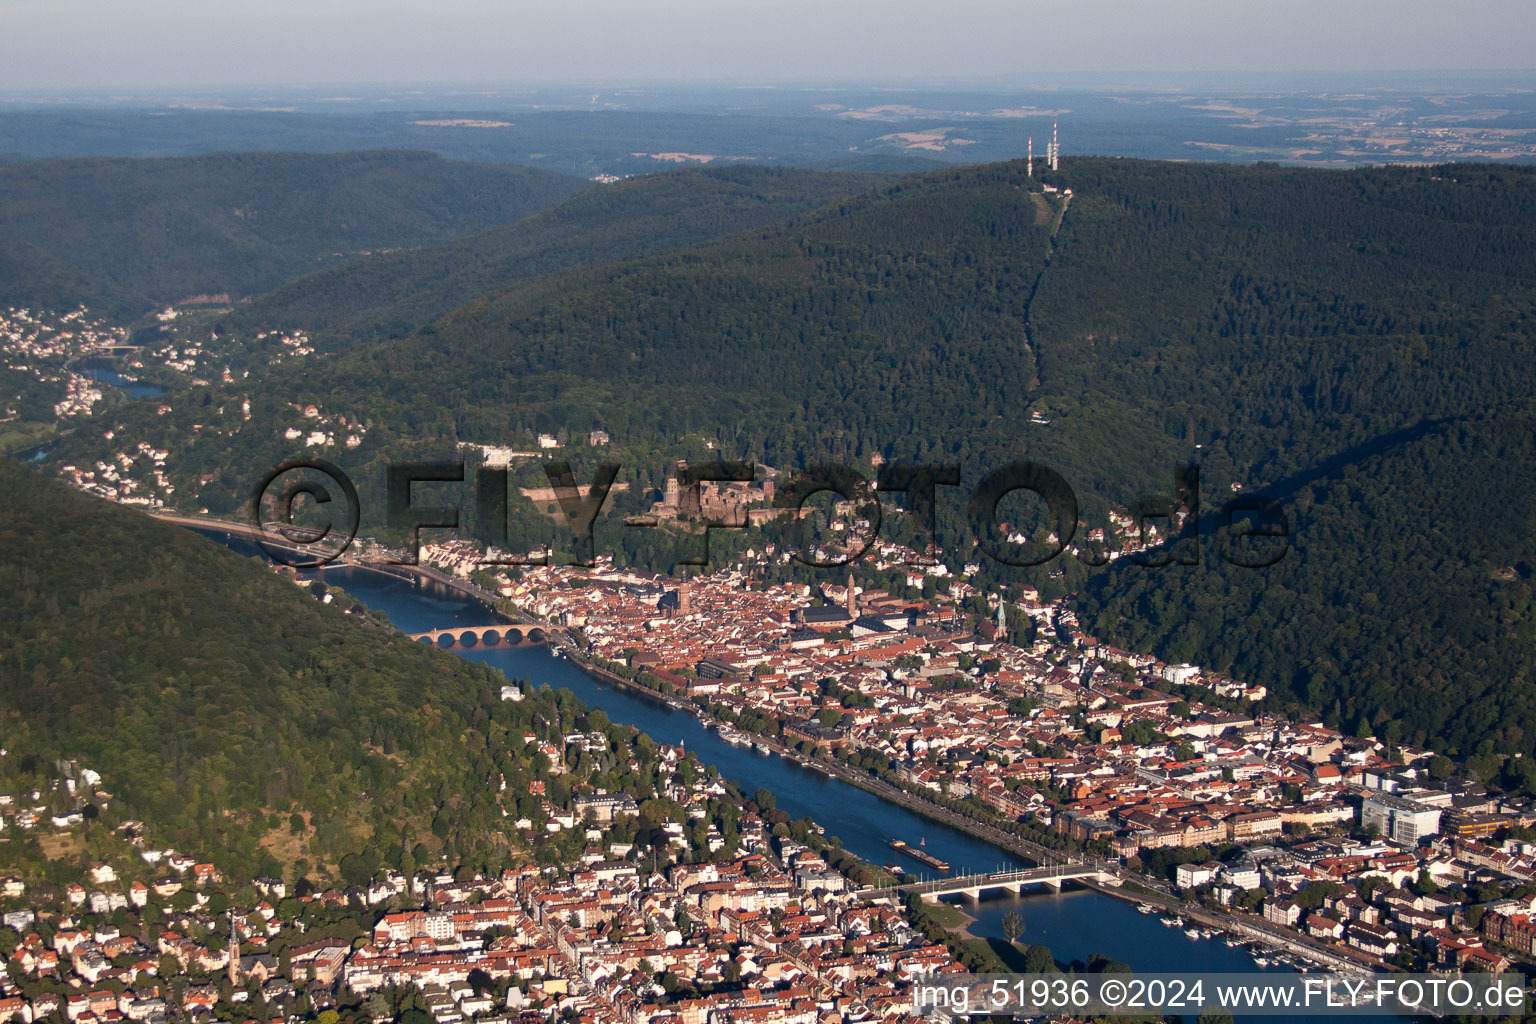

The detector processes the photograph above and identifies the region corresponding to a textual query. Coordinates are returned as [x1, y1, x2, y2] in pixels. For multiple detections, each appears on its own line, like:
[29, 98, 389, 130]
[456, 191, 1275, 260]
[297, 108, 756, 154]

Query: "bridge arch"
[409, 623, 551, 646]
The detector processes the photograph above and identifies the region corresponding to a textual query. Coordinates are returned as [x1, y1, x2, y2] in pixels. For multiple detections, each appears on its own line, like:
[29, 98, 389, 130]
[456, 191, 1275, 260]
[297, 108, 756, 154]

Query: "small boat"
[755, 743, 771, 754]
[1160, 916, 1177, 927]
[1224, 936, 1241, 947]
[1254, 957, 1270, 967]
[1136, 904, 1156, 915]
[1183, 928, 1201, 939]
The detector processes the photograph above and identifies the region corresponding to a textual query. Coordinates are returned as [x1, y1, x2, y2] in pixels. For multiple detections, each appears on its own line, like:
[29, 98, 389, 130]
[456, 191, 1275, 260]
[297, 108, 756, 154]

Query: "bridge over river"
[411, 624, 551, 648]
[864, 863, 1116, 902]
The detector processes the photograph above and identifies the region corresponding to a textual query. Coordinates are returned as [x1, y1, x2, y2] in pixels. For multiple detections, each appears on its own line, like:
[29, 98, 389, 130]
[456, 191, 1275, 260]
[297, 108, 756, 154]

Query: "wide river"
[208, 533, 1295, 992]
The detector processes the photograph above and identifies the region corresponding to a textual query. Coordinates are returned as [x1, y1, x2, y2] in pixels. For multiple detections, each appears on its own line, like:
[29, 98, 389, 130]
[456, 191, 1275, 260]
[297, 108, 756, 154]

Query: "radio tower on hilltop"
[1027, 136, 1033, 177]
[1050, 119, 1060, 171]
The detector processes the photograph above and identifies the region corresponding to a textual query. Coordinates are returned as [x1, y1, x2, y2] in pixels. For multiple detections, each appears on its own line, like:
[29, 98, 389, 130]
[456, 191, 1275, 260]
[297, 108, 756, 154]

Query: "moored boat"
[887, 838, 951, 872]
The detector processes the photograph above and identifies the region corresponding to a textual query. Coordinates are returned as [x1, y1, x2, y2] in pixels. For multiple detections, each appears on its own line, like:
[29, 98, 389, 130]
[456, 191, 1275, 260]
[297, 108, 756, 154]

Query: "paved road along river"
[204, 532, 1304, 999]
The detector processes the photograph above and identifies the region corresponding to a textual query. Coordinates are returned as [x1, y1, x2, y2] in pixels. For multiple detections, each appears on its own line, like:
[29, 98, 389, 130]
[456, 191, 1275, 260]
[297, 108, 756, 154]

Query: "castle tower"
[846, 571, 857, 617]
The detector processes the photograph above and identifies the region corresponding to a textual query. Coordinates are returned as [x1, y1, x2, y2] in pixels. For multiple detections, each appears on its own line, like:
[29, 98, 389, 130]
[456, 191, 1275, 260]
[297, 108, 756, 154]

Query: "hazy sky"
[1, 0, 1532, 90]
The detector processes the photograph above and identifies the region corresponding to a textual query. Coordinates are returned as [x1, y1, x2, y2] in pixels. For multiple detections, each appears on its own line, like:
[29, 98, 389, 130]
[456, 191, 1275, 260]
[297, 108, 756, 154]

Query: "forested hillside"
[1018, 161, 1536, 757]
[280, 161, 1064, 467]
[227, 165, 886, 349]
[47, 161, 1064, 520]
[1077, 399, 1536, 758]
[1026, 160, 1536, 487]
[0, 150, 588, 317]
[37, 157, 1536, 759]
[0, 457, 605, 881]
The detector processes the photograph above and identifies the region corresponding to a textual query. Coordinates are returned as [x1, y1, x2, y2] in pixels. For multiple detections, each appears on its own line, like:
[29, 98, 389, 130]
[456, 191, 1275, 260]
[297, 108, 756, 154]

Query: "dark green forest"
[0, 457, 661, 882]
[0, 150, 588, 317]
[224, 165, 886, 350]
[175, 161, 1065, 485]
[1076, 399, 1536, 758]
[36, 156, 1536, 762]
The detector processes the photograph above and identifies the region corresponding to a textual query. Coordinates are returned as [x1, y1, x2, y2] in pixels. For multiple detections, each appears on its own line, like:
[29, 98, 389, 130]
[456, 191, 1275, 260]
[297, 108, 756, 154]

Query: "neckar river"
[208, 533, 1292, 991]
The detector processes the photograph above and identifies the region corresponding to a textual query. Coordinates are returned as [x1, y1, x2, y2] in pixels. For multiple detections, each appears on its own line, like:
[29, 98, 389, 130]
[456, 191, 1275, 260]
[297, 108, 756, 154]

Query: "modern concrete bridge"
[865, 863, 1114, 902]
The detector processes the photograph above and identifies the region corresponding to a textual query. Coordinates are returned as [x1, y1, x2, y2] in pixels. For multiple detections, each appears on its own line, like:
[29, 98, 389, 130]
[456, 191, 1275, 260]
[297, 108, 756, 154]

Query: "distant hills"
[0, 150, 589, 317]
[278, 161, 1066, 469]
[225, 165, 887, 349]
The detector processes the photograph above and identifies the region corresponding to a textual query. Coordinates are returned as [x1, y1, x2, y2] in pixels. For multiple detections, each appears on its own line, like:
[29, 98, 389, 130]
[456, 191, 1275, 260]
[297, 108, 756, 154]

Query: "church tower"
[227, 910, 239, 985]
[846, 572, 857, 617]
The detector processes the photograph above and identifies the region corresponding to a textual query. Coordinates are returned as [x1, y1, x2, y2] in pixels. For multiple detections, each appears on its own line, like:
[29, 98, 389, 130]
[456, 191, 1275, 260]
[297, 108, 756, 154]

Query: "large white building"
[1361, 792, 1442, 844]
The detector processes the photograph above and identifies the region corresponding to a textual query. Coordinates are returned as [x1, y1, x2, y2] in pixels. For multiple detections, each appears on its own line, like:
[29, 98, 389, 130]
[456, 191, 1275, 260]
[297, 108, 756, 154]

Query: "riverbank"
[192, 532, 1343, 992]
[177, 515, 1377, 980]
[320, 548, 1383, 976]
[924, 897, 983, 940]
[553, 624, 1381, 976]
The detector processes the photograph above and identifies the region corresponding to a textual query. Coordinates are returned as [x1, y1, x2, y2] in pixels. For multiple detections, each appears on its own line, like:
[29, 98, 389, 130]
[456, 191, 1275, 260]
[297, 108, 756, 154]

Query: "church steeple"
[227, 910, 239, 985]
[846, 572, 857, 617]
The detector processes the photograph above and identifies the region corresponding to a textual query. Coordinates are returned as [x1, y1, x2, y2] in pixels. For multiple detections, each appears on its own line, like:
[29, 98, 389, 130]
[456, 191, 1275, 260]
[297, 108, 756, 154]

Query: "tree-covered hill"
[279, 161, 1065, 467]
[0, 150, 589, 317]
[0, 457, 583, 881]
[1025, 159, 1536, 489]
[45, 160, 1065, 517]
[225, 165, 887, 350]
[1015, 160, 1536, 757]
[38, 157, 1536, 759]
[1076, 398, 1536, 758]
